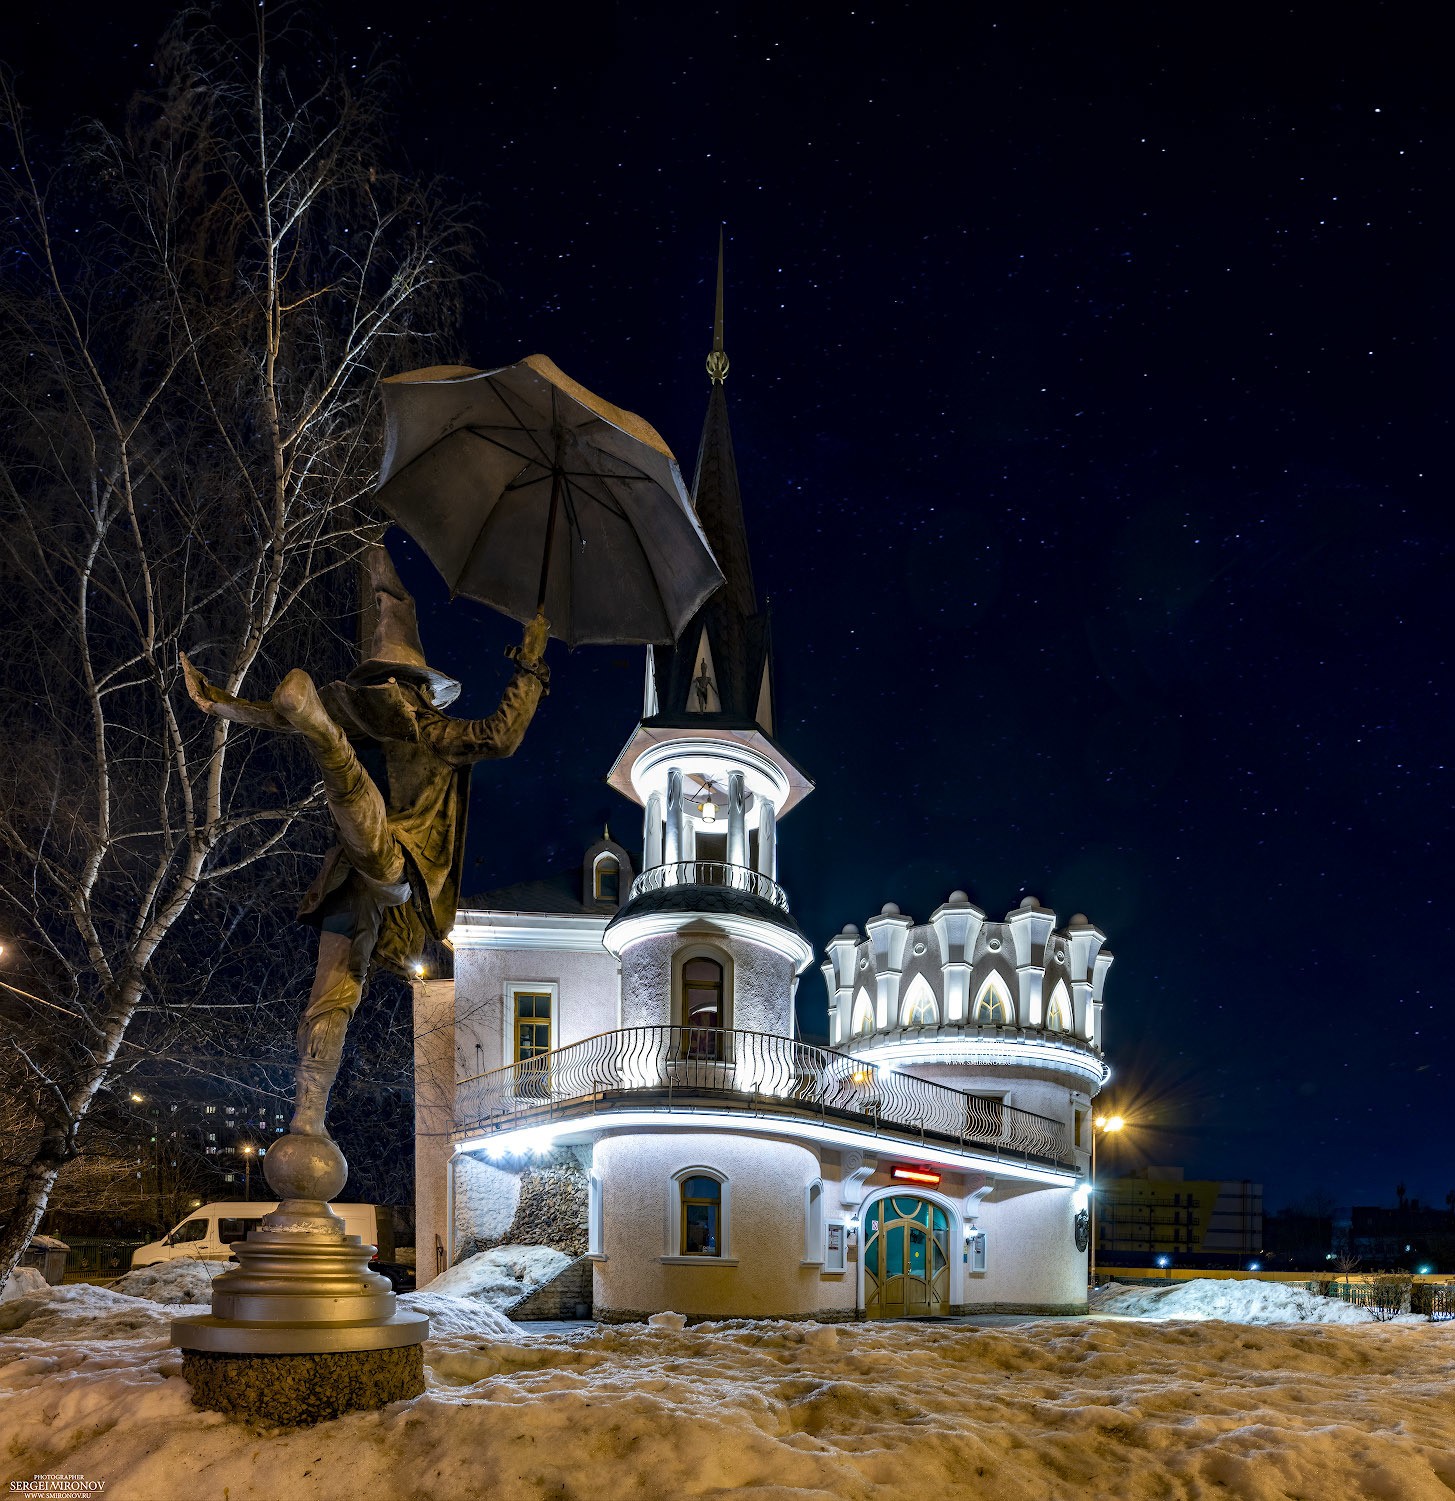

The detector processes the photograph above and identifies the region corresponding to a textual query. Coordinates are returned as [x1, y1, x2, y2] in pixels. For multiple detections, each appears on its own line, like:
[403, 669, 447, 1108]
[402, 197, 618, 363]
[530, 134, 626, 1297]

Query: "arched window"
[900, 974, 939, 1028]
[681, 1174, 722, 1256]
[1045, 980, 1071, 1032]
[804, 1179, 826, 1264]
[683, 957, 724, 1056]
[593, 854, 620, 903]
[972, 974, 1013, 1025]
[851, 988, 876, 1037]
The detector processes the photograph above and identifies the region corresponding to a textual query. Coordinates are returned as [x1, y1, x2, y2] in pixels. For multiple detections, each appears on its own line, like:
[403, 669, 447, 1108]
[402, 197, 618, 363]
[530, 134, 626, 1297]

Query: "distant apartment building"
[1098, 1166, 1263, 1256]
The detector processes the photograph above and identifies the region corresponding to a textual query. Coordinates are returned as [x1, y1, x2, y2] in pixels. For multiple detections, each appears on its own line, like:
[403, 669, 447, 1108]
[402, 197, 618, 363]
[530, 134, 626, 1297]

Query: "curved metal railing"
[455, 1025, 1071, 1168]
[629, 861, 789, 911]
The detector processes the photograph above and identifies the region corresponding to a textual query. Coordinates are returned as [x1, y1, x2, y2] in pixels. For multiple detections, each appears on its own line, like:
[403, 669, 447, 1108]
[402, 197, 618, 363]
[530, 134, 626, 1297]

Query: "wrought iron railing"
[629, 861, 789, 911]
[455, 1025, 1071, 1168]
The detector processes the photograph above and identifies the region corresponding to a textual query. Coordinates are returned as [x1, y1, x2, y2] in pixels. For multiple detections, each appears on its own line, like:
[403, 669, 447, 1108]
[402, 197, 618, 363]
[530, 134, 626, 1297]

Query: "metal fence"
[629, 861, 789, 910]
[456, 1024, 1071, 1168]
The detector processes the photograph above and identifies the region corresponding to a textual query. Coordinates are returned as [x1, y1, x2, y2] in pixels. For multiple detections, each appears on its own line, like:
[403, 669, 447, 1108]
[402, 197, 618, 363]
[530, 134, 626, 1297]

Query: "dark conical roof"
[649, 242, 775, 732]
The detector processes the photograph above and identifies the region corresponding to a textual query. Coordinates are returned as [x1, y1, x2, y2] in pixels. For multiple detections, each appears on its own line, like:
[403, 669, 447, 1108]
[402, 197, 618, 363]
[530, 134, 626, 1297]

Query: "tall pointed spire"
[707, 227, 729, 385]
[646, 235, 770, 729]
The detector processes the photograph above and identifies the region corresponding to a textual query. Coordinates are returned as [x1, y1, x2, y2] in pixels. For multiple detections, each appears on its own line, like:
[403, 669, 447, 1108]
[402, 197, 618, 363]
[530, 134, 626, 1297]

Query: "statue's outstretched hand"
[522, 611, 550, 663]
[179, 653, 291, 731]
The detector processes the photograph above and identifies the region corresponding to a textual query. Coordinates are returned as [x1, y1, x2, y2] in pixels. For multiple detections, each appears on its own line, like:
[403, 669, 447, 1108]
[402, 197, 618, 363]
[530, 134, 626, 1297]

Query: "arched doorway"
[863, 1195, 952, 1317]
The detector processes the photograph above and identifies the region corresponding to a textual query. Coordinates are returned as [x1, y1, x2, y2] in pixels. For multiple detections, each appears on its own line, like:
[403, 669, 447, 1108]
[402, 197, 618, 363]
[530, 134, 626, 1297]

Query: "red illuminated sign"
[891, 1165, 941, 1186]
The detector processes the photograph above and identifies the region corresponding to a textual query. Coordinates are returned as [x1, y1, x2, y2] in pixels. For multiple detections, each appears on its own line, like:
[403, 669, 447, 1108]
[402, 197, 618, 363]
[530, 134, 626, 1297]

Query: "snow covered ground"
[3, 1274, 1454, 1500]
[1090, 1276, 1420, 1324]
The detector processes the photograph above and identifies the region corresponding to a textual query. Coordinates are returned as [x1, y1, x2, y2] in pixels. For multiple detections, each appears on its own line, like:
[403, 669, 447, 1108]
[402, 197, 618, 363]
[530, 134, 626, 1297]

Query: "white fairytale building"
[413, 280, 1112, 1319]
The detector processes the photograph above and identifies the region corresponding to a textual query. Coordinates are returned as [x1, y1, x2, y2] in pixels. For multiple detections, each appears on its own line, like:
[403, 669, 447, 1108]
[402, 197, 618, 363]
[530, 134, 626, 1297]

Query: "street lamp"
[1089, 1112, 1126, 1289]
[239, 1143, 256, 1201]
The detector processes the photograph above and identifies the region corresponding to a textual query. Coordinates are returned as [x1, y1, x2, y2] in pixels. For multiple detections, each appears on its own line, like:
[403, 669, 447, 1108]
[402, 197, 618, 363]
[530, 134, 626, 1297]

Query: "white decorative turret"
[827, 889, 1112, 1096]
[864, 903, 913, 1030]
[930, 890, 983, 1023]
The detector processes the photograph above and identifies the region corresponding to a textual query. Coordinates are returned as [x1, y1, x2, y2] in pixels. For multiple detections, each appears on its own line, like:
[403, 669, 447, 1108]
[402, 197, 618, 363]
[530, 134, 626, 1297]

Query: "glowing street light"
[239, 1142, 257, 1201]
[1089, 1110, 1130, 1290]
[130, 1092, 145, 1104]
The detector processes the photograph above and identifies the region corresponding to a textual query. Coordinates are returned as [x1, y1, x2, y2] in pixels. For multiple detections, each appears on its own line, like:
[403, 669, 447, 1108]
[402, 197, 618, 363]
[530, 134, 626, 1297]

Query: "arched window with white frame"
[900, 973, 939, 1029]
[972, 972, 1014, 1026]
[851, 988, 876, 1038]
[593, 853, 620, 904]
[804, 1179, 825, 1264]
[667, 1166, 732, 1260]
[1045, 979, 1071, 1032]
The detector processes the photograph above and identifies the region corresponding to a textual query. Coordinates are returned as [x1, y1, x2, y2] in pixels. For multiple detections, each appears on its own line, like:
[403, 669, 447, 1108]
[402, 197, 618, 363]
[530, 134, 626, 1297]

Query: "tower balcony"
[629, 859, 788, 912]
[453, 1025, 1075, 1177]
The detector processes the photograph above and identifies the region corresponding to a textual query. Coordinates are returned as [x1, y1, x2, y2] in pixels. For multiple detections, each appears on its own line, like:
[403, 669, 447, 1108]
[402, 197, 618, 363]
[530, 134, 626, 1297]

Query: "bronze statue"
[182, 544, 549, 1141]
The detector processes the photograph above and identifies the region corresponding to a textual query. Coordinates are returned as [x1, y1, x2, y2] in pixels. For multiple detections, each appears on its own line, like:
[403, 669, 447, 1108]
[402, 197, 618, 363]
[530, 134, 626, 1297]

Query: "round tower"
[604, 233, 814, 1024]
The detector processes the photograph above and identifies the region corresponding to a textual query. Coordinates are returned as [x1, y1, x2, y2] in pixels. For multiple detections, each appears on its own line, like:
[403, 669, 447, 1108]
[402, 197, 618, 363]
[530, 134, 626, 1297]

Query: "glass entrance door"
[863, 1196, 951, 1318]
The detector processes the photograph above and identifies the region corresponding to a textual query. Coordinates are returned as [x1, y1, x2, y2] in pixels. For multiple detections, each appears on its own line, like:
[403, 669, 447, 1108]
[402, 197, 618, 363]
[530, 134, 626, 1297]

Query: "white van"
[130, 1202, 392, 1268]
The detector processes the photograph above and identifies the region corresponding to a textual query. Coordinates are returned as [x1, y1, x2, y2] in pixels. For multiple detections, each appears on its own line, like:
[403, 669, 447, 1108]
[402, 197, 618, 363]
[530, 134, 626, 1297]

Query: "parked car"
[130, 1201, 397, 1272]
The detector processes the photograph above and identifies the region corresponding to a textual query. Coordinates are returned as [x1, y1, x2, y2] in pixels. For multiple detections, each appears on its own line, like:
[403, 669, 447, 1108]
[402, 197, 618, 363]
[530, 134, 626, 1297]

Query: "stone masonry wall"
[456, 1151, 588, 1262]
[508, 1256, 594, 1321]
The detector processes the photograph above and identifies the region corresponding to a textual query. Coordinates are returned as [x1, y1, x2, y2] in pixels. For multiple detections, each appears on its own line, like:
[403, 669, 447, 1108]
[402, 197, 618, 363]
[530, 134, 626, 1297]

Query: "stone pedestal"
[173, 1131, 427, 1423]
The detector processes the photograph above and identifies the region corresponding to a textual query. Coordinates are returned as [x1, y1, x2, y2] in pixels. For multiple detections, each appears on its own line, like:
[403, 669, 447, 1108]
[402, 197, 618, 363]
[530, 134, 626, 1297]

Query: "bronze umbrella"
[373, 355, 723, 647]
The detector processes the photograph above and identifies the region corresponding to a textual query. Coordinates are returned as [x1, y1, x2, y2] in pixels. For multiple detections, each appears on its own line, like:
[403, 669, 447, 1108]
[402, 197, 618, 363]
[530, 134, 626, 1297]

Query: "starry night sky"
[12, 4, 1452, 1211]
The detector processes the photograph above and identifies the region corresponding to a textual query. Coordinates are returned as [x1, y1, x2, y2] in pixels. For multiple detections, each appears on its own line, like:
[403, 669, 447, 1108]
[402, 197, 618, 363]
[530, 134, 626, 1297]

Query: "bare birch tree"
[0, 9, 470, 1287]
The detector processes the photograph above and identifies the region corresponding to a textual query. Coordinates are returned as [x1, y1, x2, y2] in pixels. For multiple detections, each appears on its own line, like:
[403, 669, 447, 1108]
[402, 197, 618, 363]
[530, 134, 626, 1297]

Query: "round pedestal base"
[181, 1343, 424, 1424]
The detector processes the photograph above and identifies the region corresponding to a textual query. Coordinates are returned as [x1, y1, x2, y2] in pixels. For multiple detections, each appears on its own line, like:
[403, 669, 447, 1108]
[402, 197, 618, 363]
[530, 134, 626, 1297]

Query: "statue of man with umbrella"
[182, 546, 551, 1149]
[172, 354, 721, 1423]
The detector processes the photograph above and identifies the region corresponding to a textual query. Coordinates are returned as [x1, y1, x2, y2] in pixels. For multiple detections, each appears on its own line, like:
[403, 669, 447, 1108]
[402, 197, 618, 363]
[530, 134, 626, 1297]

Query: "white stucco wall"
[454, 945, 620, 1075]
[412, 977, 457, 1290]
[593, 1129, 837, 1319]
[966, 1181, 1087, 1311]
[452, 1153, 523, 1250]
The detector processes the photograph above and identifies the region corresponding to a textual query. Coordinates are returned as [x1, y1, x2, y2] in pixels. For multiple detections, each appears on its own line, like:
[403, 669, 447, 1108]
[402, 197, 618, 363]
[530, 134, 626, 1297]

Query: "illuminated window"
[1046, 981, 1071, 1032]
[514, 991, 552, 1063]
[681, 1175, 722, 1256]
[900, 975, 938, 1028]
[972, 974, 1013, 1025]
[683, 958, 724, 1057]
[594, 855, 620, 904]
[851, 989, 876, 1037]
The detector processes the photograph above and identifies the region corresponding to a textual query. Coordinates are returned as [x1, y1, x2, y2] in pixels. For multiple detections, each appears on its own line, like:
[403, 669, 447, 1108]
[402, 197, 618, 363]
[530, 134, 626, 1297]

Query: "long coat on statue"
[297, 667, 543, 976]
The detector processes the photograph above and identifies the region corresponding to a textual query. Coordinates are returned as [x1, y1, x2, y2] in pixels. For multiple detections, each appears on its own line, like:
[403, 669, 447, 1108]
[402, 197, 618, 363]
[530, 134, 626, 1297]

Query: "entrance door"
[863, 1196, 951, 1318]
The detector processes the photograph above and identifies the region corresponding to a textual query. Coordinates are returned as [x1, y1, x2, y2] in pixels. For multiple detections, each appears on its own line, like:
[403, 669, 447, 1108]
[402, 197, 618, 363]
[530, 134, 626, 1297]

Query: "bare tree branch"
[0, 9, 472, 1287]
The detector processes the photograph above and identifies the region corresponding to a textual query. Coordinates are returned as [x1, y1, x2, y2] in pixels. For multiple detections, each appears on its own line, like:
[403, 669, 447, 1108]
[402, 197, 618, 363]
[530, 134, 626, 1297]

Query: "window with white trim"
[588, 1174, 604, 1257]
[900, 974, 938, 1028]
[593, 854, 620, 904]
[804, 1179, 825, 1264]
[667, 1166, 732, 1260]
[851, 989, 875, 1037]
[972, 973, 1013, 1025]
[1045, 980, 1071, 1031]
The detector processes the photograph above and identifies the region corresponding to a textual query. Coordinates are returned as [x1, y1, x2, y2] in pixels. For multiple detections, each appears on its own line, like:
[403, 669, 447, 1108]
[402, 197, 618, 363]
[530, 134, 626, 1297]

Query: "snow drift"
[112, 1259, 232, 1306]
[1091, 1276, 1400, 1324]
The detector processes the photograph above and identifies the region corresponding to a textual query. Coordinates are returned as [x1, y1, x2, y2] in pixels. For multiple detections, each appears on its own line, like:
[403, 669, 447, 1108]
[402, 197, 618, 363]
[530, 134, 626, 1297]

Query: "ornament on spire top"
[706, 227, 730, 384]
